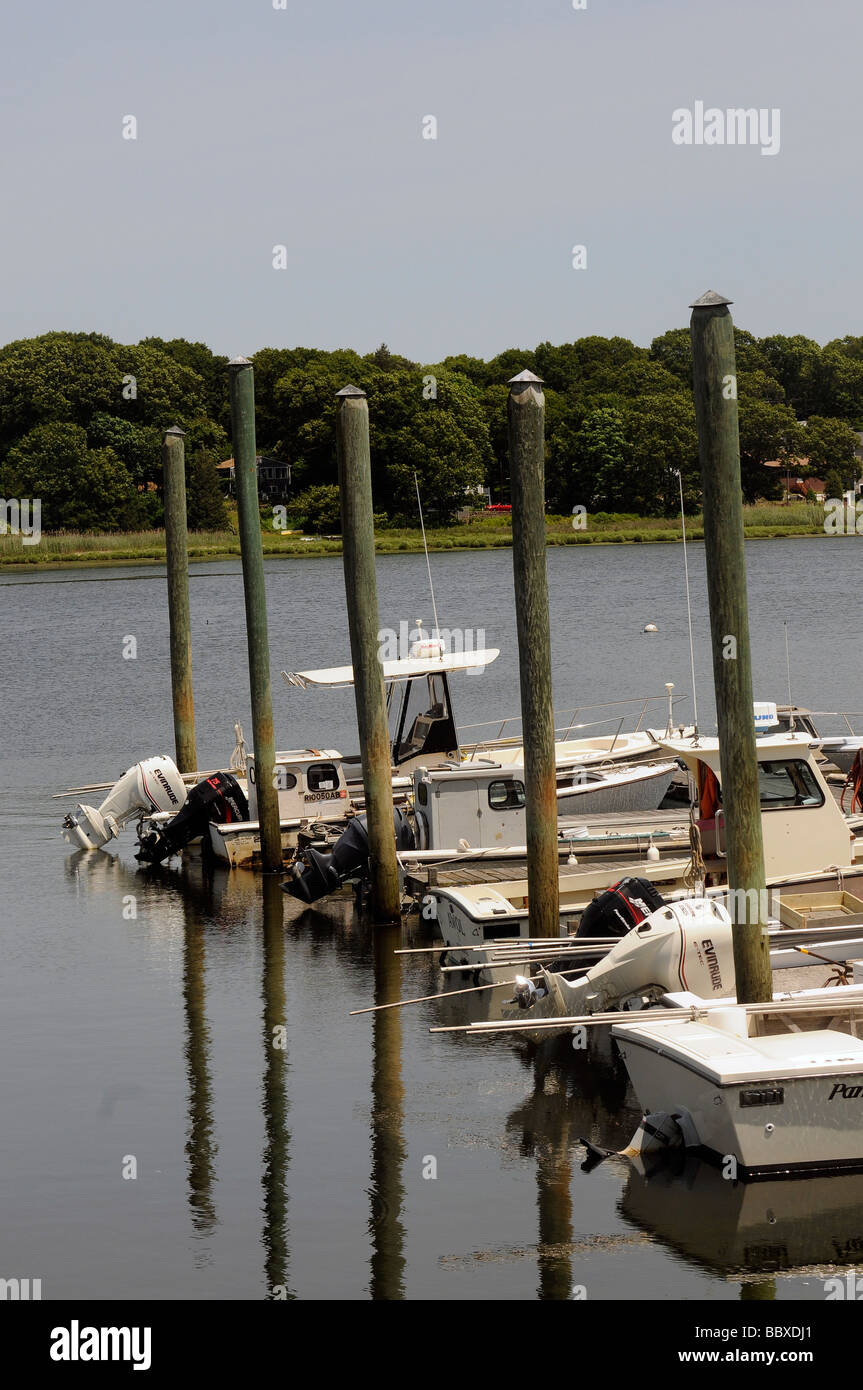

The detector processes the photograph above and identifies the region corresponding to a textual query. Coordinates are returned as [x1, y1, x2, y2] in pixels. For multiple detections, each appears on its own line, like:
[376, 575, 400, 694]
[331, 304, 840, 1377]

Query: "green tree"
[758, 335, 823, 417]
[817, 348, 863, 423]
[186, 450, 229, 530]
[737, 401, 801, 502]
[649, 328, 693, 385]
[139, 337, 229, 424]
[372, 370, 491, 517]
[576, 407, 629, 511]
[624, 393, 700, 515]
[87, 414, 162, 486]
[0, 332, 122, 454]
[291, 483, 342, 534]
[1, 422, 144, 531]
[802, 416, 860, 488]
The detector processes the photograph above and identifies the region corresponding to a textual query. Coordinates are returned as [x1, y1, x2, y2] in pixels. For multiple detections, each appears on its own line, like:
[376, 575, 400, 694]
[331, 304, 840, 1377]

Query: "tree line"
[0, 329, 860, 533]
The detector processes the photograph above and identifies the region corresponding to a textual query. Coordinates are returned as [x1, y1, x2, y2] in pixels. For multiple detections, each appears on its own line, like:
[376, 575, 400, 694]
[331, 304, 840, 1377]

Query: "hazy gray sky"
[1, 0, 858, 361]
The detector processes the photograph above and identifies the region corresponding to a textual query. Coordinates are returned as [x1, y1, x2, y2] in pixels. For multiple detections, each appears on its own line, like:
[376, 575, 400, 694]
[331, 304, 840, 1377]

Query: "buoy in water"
[643, 622, 658, 633]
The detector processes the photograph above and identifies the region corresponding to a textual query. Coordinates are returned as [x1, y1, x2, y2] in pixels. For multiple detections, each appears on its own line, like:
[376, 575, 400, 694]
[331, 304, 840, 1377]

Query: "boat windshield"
[755, 759, 824, 809]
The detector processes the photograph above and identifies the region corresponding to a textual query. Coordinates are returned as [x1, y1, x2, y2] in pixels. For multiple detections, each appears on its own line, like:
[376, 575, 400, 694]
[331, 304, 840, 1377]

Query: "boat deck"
[402, 808, 691, 895]
[402, 790, 863, 898]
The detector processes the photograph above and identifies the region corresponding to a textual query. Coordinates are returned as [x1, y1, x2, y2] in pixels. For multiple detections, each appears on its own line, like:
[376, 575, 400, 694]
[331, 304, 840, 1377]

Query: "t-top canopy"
[282, 648, 500, 690]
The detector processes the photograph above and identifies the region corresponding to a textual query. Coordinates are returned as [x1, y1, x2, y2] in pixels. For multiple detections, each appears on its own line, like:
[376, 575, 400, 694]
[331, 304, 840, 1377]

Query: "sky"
[1, 0, 859, 362]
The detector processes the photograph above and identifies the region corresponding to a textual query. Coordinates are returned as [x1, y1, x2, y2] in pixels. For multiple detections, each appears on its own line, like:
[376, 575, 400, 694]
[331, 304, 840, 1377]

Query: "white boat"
[613, 992, 863, 1179]
[424, 723, 863, 954]
[819, 737, 863, 777]
[284, 756, 680, 901]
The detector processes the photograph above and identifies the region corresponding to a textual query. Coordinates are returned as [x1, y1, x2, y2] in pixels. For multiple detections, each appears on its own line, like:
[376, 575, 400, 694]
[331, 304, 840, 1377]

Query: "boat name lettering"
[828, 1082, 863, 1100]
[304, 791, 342, 802]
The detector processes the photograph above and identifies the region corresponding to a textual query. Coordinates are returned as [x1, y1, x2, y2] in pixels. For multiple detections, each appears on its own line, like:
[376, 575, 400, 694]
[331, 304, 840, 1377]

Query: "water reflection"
[180, 872, 218, 1247]
[505, 1047, 636, 1300]
[261, 875, 292, 1299]
[619, 1158, 863, 1283]
[368, 922, 407, 1300]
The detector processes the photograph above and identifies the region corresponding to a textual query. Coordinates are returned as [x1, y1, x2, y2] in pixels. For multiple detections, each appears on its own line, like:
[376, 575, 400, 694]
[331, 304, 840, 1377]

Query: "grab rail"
[457, 692, 689, 754]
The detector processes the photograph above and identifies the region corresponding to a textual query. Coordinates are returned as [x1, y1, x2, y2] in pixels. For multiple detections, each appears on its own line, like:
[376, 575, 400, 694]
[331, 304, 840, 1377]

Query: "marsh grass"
[0, 502, 827, 566]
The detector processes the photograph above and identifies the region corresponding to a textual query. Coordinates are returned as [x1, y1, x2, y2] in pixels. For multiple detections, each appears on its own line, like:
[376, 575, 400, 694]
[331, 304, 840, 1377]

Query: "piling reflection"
[506, 1047, 637, 1300]
[179, 868, 218, 1245]
[65, 848, 221, 1245]
[368, 921, 407, 1300]
[260, 874, 292, 1298]
[619, 1157, 863, 1284]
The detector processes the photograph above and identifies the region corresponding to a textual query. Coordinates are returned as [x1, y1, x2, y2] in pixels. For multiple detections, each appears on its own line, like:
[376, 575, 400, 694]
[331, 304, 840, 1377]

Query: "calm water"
[2, 537, 862, 1301]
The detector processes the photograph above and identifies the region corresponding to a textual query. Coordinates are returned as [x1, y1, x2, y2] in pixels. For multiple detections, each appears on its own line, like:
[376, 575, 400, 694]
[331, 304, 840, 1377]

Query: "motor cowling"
[136, 771, 248, 864]
[575, 877, 667, 965]
[550, 897, 735, 1016]
[62, 756, 187, 851]
[285, 808, 415, 903]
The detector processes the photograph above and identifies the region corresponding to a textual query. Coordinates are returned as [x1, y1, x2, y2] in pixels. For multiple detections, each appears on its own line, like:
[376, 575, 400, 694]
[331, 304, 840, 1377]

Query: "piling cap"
[164, 424, 186, 438]
[689, 290, 733, 308]
[227, 355, 253, 368]
[508, 369, 545, 385]
[335, 384, 367, 398]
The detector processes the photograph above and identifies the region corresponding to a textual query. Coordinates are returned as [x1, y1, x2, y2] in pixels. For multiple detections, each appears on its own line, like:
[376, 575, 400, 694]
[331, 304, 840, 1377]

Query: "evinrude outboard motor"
[576, 877, 667, 964]
[62, 755, 187, 851]
[546, 897, 736, 1018]
[136, 772, 248, 864]
[285, 808, 415, 903]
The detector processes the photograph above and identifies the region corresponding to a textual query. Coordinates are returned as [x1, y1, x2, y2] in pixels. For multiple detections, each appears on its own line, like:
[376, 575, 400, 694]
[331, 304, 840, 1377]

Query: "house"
[762, 458, 826, 502]
[217, 455, 292, 501]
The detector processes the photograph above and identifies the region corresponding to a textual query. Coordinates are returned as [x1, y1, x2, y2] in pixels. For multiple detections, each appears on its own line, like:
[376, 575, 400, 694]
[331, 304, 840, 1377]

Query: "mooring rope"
[683, 809, 705, 893]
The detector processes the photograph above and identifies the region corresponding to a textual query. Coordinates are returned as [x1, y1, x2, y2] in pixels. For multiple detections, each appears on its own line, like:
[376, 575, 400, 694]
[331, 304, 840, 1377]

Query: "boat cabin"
[282, 648, 500, 775]
[246, 749, 349, 822]
[658, 729, 855, 878]
[412, 761, 530, 850]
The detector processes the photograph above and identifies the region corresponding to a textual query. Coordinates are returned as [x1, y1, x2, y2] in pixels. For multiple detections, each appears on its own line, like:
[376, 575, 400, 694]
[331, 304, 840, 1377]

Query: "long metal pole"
[163, 425, 197, 772]
[335, 385, 401, 923]
[508, 370, 559, 939]
[689, 292, 772, 1004]
[228, 357, 282, 872]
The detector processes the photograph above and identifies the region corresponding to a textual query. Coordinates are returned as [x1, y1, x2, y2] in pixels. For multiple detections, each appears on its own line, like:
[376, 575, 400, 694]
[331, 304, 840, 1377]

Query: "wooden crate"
[778, 890, 863, 929]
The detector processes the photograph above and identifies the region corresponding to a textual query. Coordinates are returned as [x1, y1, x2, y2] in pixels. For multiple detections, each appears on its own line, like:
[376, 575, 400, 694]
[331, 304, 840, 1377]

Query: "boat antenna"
[675, 469, 699, 743]
[414, 471, 441, 641]
[784, 620, 795, 733]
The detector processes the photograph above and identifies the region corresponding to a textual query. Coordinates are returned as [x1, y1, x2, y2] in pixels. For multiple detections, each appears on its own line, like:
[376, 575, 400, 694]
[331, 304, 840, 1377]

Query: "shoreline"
[0, 523, 847, 572]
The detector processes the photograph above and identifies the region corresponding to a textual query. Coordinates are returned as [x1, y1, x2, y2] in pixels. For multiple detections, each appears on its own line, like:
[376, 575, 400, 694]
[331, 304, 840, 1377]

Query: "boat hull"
[615, 1023, 863, 1179]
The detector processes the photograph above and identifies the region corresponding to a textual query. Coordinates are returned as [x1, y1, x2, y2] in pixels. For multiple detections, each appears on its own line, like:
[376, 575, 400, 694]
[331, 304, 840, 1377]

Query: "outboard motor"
[576, 877, 667, 964]
[62, 756, 187, 851]
[136, 772, 248, 864]
[547, 897, 735, 1018]
[285, 808, 415, 903]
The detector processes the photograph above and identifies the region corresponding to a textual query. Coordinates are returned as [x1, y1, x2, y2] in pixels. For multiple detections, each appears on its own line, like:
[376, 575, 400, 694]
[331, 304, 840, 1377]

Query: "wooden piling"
[508, 371, 559, 938]
[228, 357, 282, 872]
[689, 292, 773, 1004]
[261, 874, 291, 1296]
[335, 385, 401, 924]
[162, 425, 197, 772]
